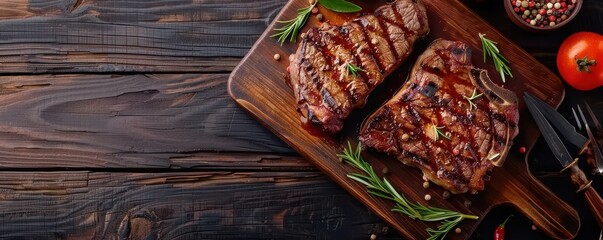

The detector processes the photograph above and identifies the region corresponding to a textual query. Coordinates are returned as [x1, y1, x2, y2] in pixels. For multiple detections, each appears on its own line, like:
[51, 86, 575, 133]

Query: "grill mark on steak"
[342, 22, 383, 87]
[288, 0, 429, 133]
[360, 39, 519, 194]
[357, 15, 397, 72]
[315, 26, 357, 106]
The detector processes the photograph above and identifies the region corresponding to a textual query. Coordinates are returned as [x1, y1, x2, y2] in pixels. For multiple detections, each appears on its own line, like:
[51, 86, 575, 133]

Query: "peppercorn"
[316, 13, 324, 22]
[442, 191, 451, 199]
[549, 15, 556, 21]
[519, 146, 527, 154]
[523, 10, 531, 16]
[511, 0, 577, 28]
[273, 53, 281, 61]
[423, 181, 430, 189]
[452, 148, 460, 155]
[546, 2, 553, 8]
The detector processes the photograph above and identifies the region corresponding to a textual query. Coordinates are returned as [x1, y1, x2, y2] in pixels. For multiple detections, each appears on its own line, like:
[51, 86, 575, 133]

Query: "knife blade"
[524, 94, 574, 167]
[525, 92, 588, 148]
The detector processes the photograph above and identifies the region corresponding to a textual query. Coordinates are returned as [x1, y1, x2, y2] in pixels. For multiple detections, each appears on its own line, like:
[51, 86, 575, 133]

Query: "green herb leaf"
[271, 2, 316, 45]
[318, 0, 362, 13]
[346, 63, 365, 77]
[463, 88, 483, 111]
[432, 125, 450, 141]
[340, 142, 478, 239]
[479, 33, 513, 83]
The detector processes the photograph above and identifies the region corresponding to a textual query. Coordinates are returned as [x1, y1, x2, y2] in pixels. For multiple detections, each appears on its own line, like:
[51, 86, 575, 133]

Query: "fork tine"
[572, 107, 582, 130]
[584, 101, 602, 133]
[577, 105, 603, 175]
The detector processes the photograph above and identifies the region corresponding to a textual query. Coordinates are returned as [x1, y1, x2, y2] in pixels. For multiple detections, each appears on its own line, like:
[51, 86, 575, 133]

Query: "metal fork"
[584, 102, 603, 148]
[574, 104, 603, 175]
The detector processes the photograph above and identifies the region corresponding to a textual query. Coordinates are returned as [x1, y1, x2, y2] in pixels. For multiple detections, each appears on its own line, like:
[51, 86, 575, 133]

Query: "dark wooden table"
[0, 0, 600, 239]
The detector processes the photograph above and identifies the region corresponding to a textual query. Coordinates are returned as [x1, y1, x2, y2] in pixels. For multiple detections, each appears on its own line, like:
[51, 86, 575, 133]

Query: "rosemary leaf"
[340, 142, 478, 239]
[346, 63, 365, 77]
[479, 33, 513, 83]
[271, 2, 316, 45]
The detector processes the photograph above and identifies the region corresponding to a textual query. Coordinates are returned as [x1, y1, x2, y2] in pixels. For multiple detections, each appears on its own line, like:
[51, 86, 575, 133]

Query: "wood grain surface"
[0, 0, 599, 239]
[0, 0, 286, 73]
[0, 171, 396, 239]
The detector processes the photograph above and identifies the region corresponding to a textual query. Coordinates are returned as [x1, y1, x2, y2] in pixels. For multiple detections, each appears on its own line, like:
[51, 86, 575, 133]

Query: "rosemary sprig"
[271, 2, 316, 45]
[346, 63, 365, 77]
[271, 0, 363, 45]
[463, 88, 483, 111]
[432, 125, 450, 141]
[339, 142, 479, 240]
[479, 33, 513, 83]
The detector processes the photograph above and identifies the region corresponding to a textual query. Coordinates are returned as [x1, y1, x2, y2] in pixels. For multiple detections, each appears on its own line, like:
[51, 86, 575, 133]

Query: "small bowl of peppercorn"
[504, 0, 582, 31]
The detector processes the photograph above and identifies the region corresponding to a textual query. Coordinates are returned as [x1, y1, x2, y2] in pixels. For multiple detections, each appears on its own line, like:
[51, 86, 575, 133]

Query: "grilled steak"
[360, 39, 519, 194]
[288, 0, 429, 133]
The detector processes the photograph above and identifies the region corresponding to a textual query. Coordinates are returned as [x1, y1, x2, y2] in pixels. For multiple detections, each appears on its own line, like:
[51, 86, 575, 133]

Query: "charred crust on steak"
[360, 39, 520, 194]
[288, 0, 429, 133]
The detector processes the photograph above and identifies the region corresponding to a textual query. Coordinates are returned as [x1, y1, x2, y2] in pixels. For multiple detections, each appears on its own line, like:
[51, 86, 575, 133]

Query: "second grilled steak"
[360, 39, 519, 194]
[288, 0, 429, 133]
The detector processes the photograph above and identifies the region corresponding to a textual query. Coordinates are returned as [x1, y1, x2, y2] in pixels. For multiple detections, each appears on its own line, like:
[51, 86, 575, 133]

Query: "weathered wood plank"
[0, 0, 287, 73]
[0, 73, 293, 169]
[0, 171, 400, 239]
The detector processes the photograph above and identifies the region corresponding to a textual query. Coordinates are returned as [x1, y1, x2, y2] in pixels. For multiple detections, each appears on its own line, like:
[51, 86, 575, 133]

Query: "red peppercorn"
[520, 6, 525, 11]
[286, 66, 291, 73]
[528, 1, 535, 8]
[453, 148, 460, 155]
[539, 9, 546, 15]
[548, 15, 556, 22]
[512, 0, 517, 6]
[514, 7, 520, 12]
[519, 146, 527, 154]
[561, 2, 567, 8]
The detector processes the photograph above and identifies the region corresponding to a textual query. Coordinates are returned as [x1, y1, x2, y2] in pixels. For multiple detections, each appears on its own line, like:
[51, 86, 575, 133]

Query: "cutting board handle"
[493, 154, 580, 239]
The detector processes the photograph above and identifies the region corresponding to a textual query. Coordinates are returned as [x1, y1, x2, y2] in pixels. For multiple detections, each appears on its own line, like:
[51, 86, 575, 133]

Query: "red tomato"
[556, 32, 603, 91]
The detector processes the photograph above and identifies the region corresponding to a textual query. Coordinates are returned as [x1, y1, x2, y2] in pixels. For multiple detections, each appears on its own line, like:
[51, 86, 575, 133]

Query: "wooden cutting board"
[228, 0, 579, 239]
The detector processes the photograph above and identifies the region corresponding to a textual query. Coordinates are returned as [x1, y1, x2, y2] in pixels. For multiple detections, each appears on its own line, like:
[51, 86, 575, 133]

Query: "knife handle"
[562, 158, 603, 227]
